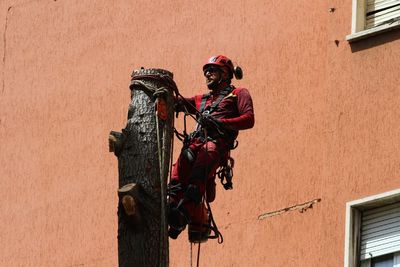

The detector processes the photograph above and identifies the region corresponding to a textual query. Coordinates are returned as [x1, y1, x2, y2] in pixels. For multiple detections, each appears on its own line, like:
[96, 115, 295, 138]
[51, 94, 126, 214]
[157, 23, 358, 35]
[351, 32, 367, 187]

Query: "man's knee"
[189, 166, 208, 183]
[181, 147, 196, 163]
[184, 184, 202, 204]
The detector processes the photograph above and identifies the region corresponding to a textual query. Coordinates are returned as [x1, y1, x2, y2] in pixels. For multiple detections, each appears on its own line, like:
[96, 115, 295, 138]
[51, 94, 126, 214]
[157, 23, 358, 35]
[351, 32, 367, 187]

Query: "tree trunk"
[110, 68, 176, 267]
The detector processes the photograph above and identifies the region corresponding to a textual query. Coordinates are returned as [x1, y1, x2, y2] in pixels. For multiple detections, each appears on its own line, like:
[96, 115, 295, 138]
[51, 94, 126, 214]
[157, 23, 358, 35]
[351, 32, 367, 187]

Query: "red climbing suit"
[169, 85, 254, 240]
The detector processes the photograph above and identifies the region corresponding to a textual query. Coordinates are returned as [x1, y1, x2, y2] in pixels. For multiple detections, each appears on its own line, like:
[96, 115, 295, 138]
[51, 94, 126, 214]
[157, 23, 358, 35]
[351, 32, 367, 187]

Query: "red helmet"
[203, 55, 235, 79]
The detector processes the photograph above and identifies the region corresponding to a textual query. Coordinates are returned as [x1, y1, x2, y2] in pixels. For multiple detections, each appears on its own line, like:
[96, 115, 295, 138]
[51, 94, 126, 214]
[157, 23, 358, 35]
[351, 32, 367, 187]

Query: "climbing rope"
[190, 242, 193, 267]
[197, 242, 201, 267]
[155, 98, 168, 267]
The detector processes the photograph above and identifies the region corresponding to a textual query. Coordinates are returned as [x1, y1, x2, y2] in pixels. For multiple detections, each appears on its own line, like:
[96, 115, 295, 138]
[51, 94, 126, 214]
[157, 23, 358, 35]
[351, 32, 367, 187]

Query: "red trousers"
[170, 138, 227, 224]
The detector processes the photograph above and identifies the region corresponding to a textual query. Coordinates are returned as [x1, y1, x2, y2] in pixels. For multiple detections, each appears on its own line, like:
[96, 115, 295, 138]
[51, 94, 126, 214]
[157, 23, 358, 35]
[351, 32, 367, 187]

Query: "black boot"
[168, 200, 189, 239]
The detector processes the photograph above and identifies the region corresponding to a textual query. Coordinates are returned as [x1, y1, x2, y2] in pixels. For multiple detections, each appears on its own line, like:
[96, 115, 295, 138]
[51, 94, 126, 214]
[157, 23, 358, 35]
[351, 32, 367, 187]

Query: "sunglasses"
[203, 66, 221, 75]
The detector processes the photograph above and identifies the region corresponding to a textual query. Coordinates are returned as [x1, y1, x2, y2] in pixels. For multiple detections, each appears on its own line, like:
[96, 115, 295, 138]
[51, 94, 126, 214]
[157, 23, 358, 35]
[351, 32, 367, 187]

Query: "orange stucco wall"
[1, 0, 400, 266]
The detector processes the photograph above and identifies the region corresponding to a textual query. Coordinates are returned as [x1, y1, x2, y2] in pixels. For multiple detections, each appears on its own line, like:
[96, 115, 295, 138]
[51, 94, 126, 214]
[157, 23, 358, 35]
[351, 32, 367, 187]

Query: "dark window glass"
[371, 253, 394, 267]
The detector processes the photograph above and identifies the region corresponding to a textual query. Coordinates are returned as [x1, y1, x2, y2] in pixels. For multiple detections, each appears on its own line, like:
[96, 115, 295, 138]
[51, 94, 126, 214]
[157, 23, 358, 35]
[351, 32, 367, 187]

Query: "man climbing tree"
[168, 55, 255, 243]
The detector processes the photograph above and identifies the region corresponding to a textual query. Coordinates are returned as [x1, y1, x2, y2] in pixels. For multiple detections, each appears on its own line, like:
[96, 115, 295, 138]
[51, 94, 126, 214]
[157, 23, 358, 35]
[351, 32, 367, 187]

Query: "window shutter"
[366, 0, 400, 29]
[360, 202, 400, 260]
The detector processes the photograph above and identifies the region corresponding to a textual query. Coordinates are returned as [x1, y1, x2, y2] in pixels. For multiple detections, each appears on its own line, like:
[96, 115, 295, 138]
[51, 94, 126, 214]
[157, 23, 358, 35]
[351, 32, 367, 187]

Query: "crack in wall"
[2, 0, 45, 94]
[3, 6, 12, 94]
[258, 198, 321, 220]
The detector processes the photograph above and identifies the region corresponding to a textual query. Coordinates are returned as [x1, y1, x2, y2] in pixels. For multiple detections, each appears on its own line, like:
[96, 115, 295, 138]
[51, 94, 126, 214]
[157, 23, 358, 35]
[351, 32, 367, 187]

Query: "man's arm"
[219, 88, 255, 130]
[175, 96, 197, 114]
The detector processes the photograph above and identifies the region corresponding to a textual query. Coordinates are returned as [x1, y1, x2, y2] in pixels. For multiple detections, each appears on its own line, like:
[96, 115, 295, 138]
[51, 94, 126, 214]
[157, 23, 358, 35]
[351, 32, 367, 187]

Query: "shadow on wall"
[350, 28, 400, 52]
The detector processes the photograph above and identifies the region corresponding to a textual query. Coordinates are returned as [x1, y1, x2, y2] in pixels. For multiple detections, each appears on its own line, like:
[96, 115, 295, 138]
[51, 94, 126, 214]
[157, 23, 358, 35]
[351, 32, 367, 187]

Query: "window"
[347, 0, 400, 42]
[360, 252, 400, 267]
[345, 189, 400, 267]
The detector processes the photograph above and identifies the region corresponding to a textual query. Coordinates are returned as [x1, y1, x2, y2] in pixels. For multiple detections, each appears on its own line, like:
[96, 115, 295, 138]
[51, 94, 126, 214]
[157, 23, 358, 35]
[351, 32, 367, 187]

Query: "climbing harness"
[175, 86, 239, 193]
[172, 85, 240, 243]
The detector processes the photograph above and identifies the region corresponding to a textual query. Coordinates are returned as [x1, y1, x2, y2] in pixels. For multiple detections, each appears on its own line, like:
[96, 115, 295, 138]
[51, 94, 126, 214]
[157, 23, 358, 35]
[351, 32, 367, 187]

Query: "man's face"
[204, 66, 222, 90]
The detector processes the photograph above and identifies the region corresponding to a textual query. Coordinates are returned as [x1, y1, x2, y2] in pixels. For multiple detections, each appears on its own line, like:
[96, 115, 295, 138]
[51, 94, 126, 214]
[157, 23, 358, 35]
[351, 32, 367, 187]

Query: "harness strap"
[198, 93, 210, 114]
[195, 86, 234, 134]
[199, 86, 233, 115]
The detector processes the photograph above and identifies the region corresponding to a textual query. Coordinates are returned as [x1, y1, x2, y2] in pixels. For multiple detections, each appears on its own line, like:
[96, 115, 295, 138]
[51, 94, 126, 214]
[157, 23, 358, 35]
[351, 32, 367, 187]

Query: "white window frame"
[360, 252, 400, 267]
[346, 0, 400, 42]
[344, 189, 400, 267]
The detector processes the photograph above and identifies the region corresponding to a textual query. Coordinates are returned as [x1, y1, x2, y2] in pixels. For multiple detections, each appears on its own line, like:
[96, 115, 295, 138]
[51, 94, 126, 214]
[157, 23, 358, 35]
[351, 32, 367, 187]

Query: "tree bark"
[110, 68, 176, 267]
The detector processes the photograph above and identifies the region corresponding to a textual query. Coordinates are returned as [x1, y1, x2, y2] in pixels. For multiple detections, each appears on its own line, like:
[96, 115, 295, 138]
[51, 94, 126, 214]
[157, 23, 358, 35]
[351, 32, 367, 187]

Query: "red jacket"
[180, 86, 255, 133]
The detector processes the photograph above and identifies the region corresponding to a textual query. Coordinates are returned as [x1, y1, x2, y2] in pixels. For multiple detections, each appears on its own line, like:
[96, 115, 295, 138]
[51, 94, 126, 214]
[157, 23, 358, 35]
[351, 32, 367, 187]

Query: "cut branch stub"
[118, 183, 139, 216]
[108, 130, 126, 156]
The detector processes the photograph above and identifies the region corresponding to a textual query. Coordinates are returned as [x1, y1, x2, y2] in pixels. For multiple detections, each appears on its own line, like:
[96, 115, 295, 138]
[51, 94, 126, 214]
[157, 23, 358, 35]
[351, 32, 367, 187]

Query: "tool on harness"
[217, 156, 235, 190]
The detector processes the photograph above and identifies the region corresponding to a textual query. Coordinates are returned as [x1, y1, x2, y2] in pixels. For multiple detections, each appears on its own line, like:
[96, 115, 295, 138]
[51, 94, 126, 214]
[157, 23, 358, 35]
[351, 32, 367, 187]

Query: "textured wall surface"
[1, 0, 400, 266]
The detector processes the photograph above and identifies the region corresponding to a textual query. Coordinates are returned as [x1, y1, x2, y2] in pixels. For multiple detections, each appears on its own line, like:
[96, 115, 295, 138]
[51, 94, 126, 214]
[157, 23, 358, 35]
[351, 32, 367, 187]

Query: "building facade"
[1, 0, 400, 266]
